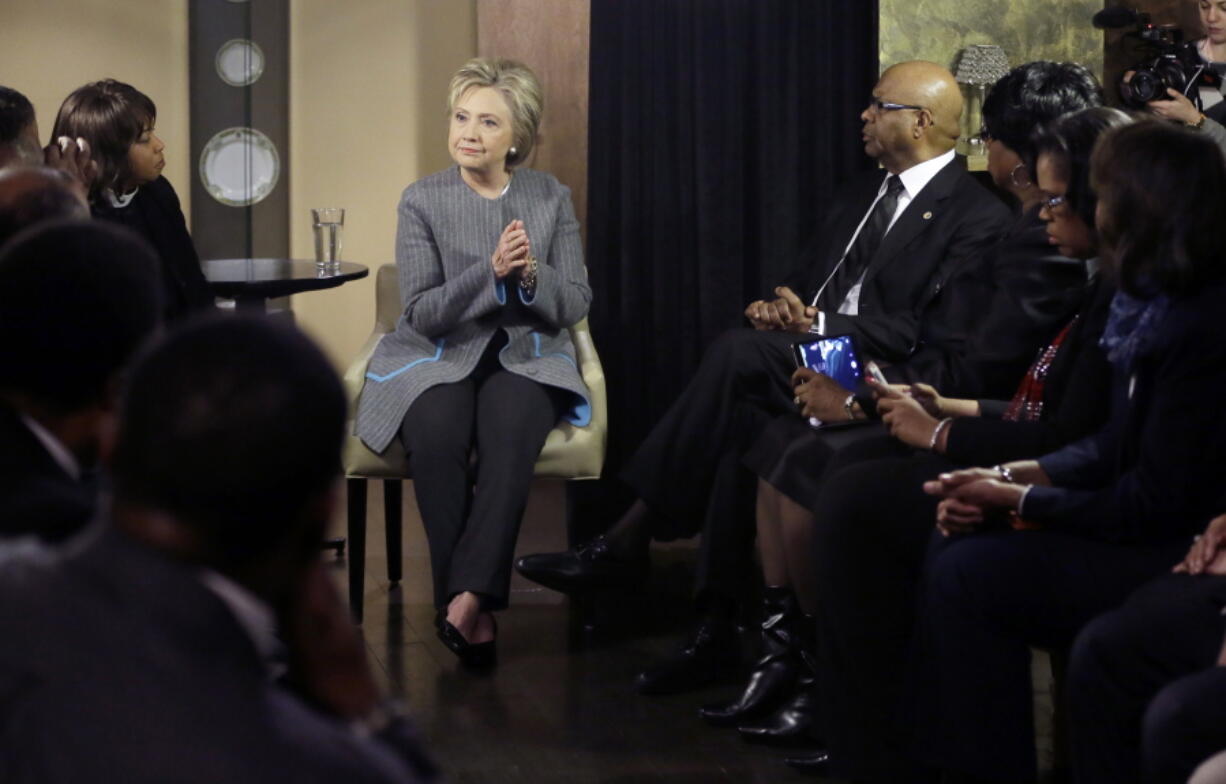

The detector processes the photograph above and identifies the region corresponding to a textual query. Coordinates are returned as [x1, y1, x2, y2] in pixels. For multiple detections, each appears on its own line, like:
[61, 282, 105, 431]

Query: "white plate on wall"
[199, 127, 280, 207]
[215, 39, 264, 87]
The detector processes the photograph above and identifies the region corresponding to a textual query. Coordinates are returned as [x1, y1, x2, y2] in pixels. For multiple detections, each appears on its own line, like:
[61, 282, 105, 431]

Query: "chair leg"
[565, 480, 599, 633]
[384, 479, 403, 584]
[347, 477, 368, 624]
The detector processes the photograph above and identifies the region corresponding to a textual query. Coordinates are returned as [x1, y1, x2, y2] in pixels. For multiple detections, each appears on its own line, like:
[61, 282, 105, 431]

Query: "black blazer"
[92, 176, 214, 320]
[782, 158, 1012, 362]
[882, 207, 1090, 399]
[0, 528, 436, 783]
[0, 403, 94, 542]
[1024, 278, 1226, 544]
[942, 277, 1114, 467]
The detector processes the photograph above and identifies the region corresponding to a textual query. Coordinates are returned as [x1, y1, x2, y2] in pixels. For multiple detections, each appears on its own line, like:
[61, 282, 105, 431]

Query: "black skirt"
[742, 414, 909, 509]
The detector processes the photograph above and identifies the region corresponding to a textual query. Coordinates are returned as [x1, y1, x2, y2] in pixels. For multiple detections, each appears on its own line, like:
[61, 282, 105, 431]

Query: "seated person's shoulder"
[143, 175, 181, 205]
[512, 168, 570, 201]
[947, 172, 1013, 224]
[400, 168, 462, 206]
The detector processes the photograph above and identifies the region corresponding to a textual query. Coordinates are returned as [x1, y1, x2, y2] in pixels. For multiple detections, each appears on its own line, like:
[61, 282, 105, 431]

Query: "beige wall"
[0, 0, 191, 218]
[289, 0, 477, 368]
[0, 0, 476, 370]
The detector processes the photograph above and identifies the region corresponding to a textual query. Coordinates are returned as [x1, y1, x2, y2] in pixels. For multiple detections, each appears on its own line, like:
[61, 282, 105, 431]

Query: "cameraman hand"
[1148, 88, 1204, 126]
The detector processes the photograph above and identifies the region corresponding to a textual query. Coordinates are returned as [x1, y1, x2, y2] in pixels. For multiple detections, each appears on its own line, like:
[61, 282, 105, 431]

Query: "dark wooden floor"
[328, 479, 1055, 783]
[328, 479, 841, 783]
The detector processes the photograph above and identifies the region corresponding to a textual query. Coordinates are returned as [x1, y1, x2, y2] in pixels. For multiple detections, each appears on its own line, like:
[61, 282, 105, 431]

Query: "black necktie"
[819, 174, 905, 312]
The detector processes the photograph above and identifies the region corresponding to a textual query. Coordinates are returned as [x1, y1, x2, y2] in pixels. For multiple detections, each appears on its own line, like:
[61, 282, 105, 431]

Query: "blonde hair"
[447, 58, 542, 168]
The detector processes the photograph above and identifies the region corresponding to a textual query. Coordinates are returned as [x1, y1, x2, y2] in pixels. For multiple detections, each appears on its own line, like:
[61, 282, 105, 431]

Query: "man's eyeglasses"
[869, 97, 926, 113]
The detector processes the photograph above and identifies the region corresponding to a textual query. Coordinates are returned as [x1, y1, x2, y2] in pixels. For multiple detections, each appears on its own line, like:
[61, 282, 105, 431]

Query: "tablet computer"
[791, 334, 864, 428]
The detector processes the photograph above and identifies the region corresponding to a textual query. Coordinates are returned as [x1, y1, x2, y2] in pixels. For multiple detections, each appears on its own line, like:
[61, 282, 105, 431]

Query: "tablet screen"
[792, 334, 861, 392]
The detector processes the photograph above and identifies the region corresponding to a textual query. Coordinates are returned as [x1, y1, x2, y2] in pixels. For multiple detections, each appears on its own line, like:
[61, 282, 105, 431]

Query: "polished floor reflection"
[329, 479, 833, 783]
[330, 480, 1056, 783]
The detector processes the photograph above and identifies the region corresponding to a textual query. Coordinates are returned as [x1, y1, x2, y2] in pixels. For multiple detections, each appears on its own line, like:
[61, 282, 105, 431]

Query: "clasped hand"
[922, 467, 1027, 537]
[1173, 513, 1226, 576]
[746, 286, 816, 332]
[491, 219, 530, 280]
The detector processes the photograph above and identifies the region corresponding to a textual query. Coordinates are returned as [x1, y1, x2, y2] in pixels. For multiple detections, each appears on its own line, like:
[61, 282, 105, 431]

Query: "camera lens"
[1123, 70, 1164, 105]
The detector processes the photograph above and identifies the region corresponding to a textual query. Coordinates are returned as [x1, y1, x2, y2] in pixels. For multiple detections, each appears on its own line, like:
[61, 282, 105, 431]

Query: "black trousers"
[619, 327, 801, 601]
[400, 342, 566, 610]
[809, 452, 952, 783]
[1068, 572, 1226, 784]
[908, 530, 1190, 783]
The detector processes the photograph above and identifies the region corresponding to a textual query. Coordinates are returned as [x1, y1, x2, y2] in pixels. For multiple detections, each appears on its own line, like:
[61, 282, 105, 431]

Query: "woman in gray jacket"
[356, 58, 591, 667]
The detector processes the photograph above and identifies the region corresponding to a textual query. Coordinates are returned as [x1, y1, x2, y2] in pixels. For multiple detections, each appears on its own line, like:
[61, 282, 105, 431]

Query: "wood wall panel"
[477, 0, 590, 238]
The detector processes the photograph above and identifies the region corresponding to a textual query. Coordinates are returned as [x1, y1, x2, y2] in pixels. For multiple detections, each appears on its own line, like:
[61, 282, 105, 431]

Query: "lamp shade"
[954, 44, 1010, 86]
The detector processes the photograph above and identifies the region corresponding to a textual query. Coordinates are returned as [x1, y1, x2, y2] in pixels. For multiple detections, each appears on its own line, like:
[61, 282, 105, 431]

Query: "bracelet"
[843, 394, 856, 421]
[519, 256, 539, 292]
[994, 463, 1016, 484]
[928, 417, 952, 450]
[1190, 113, 1207, 129]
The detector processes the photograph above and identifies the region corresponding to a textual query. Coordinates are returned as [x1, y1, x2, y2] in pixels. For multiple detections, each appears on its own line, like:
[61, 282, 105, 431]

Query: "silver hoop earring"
[1010, 162, 1032, 189]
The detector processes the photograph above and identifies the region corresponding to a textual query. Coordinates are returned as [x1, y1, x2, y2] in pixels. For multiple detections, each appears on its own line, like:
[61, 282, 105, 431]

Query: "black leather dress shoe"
[737, 678, 822, 746]
[435, 610, 496, 669]
[700, 590, 800, 726]
[636, 619, 740, 695]
[783, 750, 831, 776]
[515, 535, 647, 594]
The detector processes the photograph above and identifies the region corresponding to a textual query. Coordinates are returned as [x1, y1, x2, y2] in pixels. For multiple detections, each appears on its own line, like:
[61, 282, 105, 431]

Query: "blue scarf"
[1099, 289, 1171, 370]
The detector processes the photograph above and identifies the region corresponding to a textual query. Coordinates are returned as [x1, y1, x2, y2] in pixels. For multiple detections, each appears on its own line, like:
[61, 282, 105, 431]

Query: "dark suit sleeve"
[1022, 294, 1226, 543]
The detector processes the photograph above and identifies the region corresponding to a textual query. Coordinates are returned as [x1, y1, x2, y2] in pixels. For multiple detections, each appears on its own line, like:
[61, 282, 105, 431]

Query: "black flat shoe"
[515, 535, 648, 594]
[435, 609, 497, 669]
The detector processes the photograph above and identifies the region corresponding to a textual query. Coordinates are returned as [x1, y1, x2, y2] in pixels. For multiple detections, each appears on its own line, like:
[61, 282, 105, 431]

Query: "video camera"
[1093, 6, 1220, 109]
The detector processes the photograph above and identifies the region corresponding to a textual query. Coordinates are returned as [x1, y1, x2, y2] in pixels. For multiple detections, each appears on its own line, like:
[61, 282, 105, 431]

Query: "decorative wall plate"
[215, 38, 264, 87]
[199, 127, 280, 207]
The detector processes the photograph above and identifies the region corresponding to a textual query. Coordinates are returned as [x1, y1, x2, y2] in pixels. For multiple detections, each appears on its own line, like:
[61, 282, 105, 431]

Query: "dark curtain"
[585, 0, 880, 487]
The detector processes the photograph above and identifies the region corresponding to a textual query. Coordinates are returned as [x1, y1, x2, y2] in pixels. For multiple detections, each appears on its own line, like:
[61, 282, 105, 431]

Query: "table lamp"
[954, 44, 1011, 160]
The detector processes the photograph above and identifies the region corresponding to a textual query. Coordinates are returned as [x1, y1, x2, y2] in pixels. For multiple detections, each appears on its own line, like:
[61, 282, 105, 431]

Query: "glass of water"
[311, 207, 344, 275]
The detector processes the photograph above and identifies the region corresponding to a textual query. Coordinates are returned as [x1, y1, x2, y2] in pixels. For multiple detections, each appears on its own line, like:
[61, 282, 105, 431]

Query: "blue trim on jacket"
[365, 339, 445, 382]
[531, 332, 591, 426]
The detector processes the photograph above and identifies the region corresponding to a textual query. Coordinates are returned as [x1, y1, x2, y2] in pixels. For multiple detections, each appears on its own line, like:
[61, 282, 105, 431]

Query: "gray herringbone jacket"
[355, 167, 592, 454]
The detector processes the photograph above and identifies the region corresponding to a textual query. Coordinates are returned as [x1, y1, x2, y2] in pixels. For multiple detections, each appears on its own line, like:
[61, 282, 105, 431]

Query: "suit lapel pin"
[922, 211, 933, 220]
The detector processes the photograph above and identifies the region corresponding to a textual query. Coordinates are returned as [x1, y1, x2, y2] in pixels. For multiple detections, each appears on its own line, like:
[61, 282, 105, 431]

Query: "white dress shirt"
[19, 413, 80, 480]
[811, 148, 957, 334]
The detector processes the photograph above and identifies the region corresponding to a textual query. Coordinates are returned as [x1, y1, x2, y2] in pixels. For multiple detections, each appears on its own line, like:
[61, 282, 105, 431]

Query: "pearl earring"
[509, 146, 518, 157]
